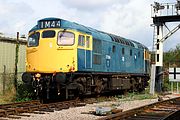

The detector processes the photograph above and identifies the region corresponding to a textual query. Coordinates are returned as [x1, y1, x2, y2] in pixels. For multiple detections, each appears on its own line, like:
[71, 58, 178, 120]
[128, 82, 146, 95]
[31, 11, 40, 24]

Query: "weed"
[16, 83, 35, 102]
[117, 92, 157, 101]
[0, 85, 16, 104]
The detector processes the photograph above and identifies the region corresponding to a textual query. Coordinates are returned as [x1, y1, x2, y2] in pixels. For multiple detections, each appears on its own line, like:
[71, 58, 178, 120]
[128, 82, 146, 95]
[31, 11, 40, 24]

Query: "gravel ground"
[7, 94, 179, 120]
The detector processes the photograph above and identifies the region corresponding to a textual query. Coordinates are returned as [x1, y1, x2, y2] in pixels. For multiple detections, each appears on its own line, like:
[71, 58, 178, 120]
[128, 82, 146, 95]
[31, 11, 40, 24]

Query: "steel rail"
[98, 97, 180, 120]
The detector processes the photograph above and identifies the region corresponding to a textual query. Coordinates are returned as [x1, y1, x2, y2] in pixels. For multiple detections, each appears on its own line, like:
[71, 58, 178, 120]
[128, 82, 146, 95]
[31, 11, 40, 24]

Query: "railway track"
[0, 99, 82, 119]
[0, 96, 108, 119]
[98, 96, 180, 120]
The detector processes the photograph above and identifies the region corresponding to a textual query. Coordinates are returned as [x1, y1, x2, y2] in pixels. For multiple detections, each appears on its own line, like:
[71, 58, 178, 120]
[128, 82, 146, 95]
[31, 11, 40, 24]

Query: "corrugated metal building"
[0, 36, 26, 94]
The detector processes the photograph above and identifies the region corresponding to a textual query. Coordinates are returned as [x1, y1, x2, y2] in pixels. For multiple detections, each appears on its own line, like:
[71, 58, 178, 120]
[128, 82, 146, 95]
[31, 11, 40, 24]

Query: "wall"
[0, 37, 26, 94]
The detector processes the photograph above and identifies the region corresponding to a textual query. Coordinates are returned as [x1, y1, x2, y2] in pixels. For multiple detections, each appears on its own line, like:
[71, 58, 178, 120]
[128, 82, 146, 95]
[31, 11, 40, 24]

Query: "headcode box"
[169, 68, 180, 82]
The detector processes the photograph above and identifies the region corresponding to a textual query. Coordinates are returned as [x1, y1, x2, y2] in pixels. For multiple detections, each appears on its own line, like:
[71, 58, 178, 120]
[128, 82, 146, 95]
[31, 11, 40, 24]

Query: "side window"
[78, 35, 85, 47]
[112, 45, 116, 53]
[130, 49, 132, 56]
[138, 51, 140, 58]
[93, 39, 102, 53]
[57, 32, 74, 45]
[93, 39, 102, 64]
[86, 36, 90, 48]
[122, 48, 125, 55]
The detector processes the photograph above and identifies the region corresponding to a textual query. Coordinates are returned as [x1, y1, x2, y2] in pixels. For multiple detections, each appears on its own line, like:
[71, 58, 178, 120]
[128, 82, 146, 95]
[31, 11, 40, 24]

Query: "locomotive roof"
[29, 17, 148, 50]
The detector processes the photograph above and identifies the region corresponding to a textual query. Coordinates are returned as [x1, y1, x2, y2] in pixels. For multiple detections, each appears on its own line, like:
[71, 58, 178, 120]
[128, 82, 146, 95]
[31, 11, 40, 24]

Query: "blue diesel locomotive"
[22, 18, 150, 100]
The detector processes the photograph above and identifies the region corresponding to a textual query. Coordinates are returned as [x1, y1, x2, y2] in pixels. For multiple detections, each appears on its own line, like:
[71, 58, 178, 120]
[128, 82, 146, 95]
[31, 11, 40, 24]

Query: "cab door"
[77, 34, 92, 70]
[85, 36, 92, 69]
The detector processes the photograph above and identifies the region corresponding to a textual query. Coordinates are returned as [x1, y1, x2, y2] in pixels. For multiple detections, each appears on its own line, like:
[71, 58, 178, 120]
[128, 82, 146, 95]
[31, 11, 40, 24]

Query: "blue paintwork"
[77, 49, 92, 71]
[30, 18, 113, 42]
[30, 17, 150, 75]
[78, 49, 85, 70]
[86, 50, 92, 69]
[90, 41, 145, 74]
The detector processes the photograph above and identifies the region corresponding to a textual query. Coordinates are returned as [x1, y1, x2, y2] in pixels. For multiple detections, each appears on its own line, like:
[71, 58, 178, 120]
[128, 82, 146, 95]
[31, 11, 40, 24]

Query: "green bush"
[16, 83, 35, 102]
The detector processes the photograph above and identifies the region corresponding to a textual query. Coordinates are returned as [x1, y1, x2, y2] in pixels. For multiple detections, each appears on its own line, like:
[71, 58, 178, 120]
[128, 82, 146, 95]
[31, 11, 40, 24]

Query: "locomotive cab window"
[86, 36, 90, 48]
[57, 31, 74, 45]
[130, 49, 132, 56]
[28, 32, 40, 47]
[42, 30, 55, 38]
[78, 35, 85, 47]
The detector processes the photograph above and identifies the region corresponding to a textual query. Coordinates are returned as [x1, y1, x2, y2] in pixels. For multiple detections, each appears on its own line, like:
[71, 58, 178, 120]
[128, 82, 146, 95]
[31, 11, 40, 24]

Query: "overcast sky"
[0, 0, 179, 51]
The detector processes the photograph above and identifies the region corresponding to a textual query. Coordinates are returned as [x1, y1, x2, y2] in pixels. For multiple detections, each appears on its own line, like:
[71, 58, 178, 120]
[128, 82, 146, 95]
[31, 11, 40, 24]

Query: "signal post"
[150, 1, 180, 95]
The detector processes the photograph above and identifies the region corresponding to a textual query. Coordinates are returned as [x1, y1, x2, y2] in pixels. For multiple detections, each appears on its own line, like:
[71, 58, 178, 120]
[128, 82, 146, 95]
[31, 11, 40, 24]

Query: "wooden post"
[14, 32, 19, 91]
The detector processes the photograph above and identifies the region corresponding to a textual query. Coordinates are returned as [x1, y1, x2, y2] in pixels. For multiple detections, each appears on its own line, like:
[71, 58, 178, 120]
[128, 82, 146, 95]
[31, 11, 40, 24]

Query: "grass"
[123, 92, 157, 101]
[0, 83, 34, 104]
[95, 89, 157, 104]
[0, 86, 16, 104]
[93, 90, 157, 109]
[115, 88, 157, 101]
[0, 84, 158, 105]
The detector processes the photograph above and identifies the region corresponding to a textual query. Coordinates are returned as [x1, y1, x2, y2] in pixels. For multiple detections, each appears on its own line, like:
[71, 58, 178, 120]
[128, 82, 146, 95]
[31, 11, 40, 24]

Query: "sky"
[0, 0, 179, 51]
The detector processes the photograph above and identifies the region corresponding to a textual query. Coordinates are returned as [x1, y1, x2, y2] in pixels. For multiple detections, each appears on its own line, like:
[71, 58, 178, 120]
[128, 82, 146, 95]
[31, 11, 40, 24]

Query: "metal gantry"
[150, 1, 180, 95]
